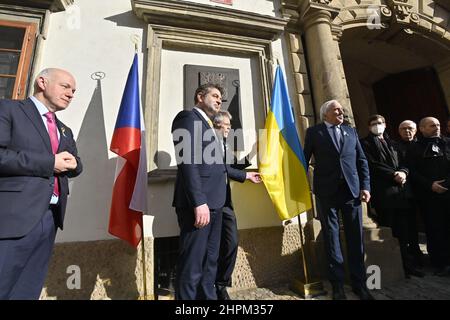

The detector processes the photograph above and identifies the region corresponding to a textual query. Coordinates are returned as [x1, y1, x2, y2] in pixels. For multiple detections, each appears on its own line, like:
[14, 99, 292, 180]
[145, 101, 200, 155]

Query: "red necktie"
[45, 112, 60, 196]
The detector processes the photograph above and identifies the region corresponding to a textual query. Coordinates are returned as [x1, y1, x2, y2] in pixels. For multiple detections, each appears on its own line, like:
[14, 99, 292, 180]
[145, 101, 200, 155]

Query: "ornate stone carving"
[312, 0, 332, 5]
[384, 0, 420, 24]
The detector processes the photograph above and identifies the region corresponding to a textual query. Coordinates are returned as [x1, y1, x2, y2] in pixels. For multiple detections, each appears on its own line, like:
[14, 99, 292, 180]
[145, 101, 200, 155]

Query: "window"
[0, 20, 36, 100]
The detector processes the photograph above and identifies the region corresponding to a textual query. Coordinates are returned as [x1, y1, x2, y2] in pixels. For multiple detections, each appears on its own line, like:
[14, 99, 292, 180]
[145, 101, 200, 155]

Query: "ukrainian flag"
[259, 66, 312, 220]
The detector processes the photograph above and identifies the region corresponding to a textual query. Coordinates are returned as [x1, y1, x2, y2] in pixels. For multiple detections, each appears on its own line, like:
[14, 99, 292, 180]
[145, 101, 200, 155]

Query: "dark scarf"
[370, 133, 398, 168]
[420, 136, 444, 158]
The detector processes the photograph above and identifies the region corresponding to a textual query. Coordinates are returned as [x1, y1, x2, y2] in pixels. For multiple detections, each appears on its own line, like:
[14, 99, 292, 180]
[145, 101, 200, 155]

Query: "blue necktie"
[331, 125, 342, 151]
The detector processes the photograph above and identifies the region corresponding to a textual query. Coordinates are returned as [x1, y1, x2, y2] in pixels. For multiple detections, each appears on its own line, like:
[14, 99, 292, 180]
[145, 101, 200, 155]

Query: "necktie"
[45, 112, 60, 196]
[207, 119, 213, 128]
[331, 125, 342, 151]
[379, 137, 390, 154]
[379, 137, 395, 166]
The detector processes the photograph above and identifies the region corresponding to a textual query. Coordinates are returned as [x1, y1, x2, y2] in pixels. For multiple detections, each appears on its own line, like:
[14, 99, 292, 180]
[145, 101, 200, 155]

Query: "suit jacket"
[223, 139, 247, 209]
[304, 123, 370, 198]
[0, 98, 82, 238]
[360, 134, 411, 209]
[172, 108, 246, 210]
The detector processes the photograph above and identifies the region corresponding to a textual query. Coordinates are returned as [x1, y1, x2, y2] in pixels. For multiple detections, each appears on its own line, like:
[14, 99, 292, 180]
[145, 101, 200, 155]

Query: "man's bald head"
[419, 117, 440, 138]
[33, 68, 74, 92]
[33, 68, 76, 112]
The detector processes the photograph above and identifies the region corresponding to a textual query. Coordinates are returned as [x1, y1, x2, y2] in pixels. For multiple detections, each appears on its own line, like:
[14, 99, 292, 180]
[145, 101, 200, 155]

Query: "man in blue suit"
[172, 84, 259, 300]
[0, 68, 82, 299]
[304, 100, 373, 300]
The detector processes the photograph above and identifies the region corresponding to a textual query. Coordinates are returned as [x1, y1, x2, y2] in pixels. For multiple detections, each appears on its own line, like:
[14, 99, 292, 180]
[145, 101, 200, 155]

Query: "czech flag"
[109, 54, 147, 247]
[259, 65, 312, 220]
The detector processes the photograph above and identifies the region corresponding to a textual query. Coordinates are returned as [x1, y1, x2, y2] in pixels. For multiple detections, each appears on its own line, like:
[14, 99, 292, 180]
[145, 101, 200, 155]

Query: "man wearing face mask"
[360, 115, 424, 278]
[407, 117, 450, 276]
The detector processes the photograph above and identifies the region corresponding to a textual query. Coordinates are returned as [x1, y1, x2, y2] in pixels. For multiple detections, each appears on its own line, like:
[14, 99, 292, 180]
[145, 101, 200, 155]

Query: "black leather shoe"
[405, 266, 425, 278]
[216, 285, 231, 300]
[434, 265, 450, 277]
[332, 285, 347, 300]
[352, 287, 375, 300]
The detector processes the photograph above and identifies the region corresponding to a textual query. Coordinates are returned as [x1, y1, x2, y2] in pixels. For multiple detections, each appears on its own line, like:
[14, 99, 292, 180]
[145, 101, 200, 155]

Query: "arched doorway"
[339, 26, 450, 138]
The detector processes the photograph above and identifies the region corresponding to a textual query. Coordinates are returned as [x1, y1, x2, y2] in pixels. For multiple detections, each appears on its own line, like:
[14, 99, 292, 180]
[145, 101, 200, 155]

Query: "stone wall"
[41, 225, 305, 299]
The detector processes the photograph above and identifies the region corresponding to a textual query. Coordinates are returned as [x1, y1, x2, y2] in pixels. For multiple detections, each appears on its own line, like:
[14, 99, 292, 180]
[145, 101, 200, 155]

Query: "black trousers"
[216, 206, 238, 287]
[418, 195, 450, 268]
[376, 207, 412, 268]
[406, 206, 422, 255]
[175, 207, 222, 300]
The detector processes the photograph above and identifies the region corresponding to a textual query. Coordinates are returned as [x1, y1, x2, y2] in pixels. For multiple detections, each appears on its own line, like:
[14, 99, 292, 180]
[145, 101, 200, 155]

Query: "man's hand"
[431, 180, 448, 194]
[194, 204, 210, 228]
[394, 171, 407, 185]
[54, 151, 77, 173]
[246, 172, 262, 184]
[360, 190, 371, 203]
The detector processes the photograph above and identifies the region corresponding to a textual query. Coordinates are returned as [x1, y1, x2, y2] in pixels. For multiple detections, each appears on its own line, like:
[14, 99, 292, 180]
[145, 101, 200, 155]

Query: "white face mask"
[370, 124, 386, 136]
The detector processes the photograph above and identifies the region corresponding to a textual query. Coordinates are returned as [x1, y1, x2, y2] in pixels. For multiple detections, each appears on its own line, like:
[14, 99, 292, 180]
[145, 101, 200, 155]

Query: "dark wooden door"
[373, 68, 449, 140]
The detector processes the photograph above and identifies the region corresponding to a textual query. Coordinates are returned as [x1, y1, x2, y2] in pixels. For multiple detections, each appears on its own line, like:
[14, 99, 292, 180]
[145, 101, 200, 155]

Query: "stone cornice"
[280, 0, 301, 27]
[131, 0, 288, 40]
[298, 0, 341, 31]
[0, 0, 73, 12]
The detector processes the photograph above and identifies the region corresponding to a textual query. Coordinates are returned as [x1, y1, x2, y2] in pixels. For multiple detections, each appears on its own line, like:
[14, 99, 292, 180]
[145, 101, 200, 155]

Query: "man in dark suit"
[0, 68, 82, 299]
[172, 84, 259, 300]
[407, 117, 450, 276]
[212, 110, 260, 300]
[395, 120, 424, 267]
[304, 100, 373, 300]
[360, 115, 423, 278]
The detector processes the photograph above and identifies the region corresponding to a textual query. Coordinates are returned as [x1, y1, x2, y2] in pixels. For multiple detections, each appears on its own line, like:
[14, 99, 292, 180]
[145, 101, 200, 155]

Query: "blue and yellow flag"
[259, 66, 312, 220]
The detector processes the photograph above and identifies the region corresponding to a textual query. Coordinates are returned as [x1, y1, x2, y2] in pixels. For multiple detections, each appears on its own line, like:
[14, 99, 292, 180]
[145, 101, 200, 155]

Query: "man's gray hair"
[213, 110, 232, 127]
[398, 120, 417, 129]
[319, 100, 340, 121]
[33, 68, 55, 92]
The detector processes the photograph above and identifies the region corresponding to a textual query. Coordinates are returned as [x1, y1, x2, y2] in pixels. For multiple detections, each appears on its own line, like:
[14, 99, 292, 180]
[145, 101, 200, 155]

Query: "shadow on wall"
[57, 78, 116, 242]
[44, 78, 139, 299]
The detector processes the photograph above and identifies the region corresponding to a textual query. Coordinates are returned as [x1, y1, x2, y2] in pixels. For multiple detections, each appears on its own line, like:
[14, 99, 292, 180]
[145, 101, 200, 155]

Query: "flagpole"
[130, 35, 151, 301]
[289, 195, 326, 299]
[139, 229, 151, 300]
[297, 214, 310, 283]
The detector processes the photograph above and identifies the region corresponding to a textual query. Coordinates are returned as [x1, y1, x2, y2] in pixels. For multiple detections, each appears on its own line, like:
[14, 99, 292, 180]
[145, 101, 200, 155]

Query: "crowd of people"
[0, 71, 448, 300]
[361, 114, 450, 278]
[172, 91, 450, 301]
